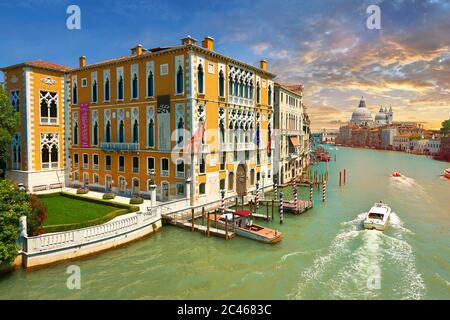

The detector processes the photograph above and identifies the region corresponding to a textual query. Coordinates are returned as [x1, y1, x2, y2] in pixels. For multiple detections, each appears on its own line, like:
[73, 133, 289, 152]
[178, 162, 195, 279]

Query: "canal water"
[0, 146, 449, 299]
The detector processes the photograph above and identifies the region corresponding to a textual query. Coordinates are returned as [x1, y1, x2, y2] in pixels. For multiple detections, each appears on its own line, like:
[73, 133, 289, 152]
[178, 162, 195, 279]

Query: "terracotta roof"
[276, 82, 304, 94]
[1, 60, 72, 72]
[283, 84, 304, 93]
[26, 60, 72, 71]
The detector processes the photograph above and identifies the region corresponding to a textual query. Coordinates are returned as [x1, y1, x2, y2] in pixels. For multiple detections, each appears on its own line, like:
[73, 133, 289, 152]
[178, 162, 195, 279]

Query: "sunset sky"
[1, 0, 449, 130]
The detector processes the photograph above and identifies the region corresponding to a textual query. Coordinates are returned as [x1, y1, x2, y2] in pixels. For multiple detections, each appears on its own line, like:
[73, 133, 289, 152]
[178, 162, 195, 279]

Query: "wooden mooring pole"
[266, 200, 269, 220]
[225, 219, 229, 240]
[207, 213, 210, 237]
[339, 171, 342, 187]
[202, 207, 205, 225]
[344, 169, 347, 185]
[272, 199, 274, 220]
[191, 208, 195, 231]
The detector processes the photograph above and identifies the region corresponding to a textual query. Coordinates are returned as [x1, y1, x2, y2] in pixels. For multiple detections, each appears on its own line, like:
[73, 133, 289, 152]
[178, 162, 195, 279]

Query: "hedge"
[41, 192, 140, 233]
[43, 208, 129, 233]
[60, 192, 139, 212]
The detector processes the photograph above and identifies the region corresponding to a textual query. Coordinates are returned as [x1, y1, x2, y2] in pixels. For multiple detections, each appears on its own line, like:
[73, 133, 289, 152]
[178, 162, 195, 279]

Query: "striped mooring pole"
[255, 182, 260, 211]
[322, 180, 327, 202]
[293, 179, 298, 209]
[279, 191, 284, 224]
[274, 181, 278, 200]
[309, 184, 313, 207]
[221, 189, 225, 215]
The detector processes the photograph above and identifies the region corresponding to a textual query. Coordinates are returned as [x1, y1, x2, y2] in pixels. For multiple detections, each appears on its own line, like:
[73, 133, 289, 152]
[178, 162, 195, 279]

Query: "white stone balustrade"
[25, 209, 159, 254]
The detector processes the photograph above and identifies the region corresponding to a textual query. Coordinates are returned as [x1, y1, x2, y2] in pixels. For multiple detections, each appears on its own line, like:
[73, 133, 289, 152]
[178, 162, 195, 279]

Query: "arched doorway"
[161, 182, 169, 201]
[132, 178, 140, 195]
[119, 176, 126, 194]
[236, 164, 247, 197]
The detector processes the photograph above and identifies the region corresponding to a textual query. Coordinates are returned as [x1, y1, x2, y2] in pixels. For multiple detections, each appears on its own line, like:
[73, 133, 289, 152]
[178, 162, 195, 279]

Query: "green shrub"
[76, 187, 89, 194]
[43, 209, 129, 233]
[102, 193, 116, 200]
[130, 197, 144, 204]
[60, 192, 139, 212]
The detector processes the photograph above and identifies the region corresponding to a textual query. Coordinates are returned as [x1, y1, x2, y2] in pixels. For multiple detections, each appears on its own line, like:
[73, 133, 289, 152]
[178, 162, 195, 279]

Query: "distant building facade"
[273, 83, 310, 184]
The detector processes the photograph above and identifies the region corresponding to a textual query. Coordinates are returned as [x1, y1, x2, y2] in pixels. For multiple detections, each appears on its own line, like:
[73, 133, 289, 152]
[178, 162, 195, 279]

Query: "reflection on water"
[0, 146, 449, 299]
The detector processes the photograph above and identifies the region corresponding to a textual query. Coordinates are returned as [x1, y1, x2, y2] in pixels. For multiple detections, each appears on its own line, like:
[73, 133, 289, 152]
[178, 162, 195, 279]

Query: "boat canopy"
[235, 210, 252, 216]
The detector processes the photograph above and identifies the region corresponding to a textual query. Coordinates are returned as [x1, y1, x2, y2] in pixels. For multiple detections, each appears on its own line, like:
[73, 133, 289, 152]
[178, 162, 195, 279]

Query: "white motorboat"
[363, 202, 391, 231]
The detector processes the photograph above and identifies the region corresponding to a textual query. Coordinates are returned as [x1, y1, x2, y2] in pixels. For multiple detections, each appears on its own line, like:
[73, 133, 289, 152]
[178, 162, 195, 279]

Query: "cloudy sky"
[1, 0, 449, 130]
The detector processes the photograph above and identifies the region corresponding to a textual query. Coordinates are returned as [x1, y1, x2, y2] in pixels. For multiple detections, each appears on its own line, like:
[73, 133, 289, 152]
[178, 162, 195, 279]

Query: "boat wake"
[389, 175, 431, 202]
[288, 212, 425, 299]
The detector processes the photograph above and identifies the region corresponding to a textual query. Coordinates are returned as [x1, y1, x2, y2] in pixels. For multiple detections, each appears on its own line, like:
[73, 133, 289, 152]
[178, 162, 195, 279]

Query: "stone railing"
[25, 209, 160, 255]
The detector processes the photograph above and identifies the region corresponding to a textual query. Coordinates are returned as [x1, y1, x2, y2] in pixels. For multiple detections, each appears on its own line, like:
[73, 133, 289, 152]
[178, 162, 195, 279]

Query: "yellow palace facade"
[2, 36, 276, 205]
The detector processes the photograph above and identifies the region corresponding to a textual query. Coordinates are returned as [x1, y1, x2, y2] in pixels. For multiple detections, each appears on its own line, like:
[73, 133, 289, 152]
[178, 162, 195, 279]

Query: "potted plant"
[129, 196, 144, 204]
[103, 192, 116, 200]
[76, 187, 89, 194]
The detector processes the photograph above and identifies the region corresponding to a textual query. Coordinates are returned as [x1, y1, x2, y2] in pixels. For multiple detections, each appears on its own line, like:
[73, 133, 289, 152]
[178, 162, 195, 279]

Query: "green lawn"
[40, 194, 116, 226]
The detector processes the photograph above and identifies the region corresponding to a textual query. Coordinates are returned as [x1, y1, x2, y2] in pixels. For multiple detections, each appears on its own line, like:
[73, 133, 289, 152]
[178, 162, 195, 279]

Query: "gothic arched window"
[93, 121, 98, 145]
[92, 80, 98, 102]
[118, 76, 124, 100]
[219, 70, 225, 97]
[51, 145, 58, 163]
[41, 145, 49, 165]
[119, 120, 124, 143]
[229, 77, 234, 96]
[176, 66, 183, 94]
[72, 83, 77, 104]
[73, 122, 78, 145]
[177, 117, 184, 144]
[256, 82, 261, 104]
[198, 64, 204, 94]
[132, 74, 138, 99]
[104, 78, 110, 101]
[133, 120, 139, 143]
[148, 119, 154, 147]
[105, 121, 111, 143]
[268, 85, 272, 105]
[147, 71, 154, 97]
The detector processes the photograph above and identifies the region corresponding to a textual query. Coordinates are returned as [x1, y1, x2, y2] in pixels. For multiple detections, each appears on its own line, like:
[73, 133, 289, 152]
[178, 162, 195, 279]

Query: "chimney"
[260, 59, 267, 71]
[181, 35, 198, 46]
[131, 44, 143, 56]
[79, 56, 86, 68]
[201, 36, 214, 51]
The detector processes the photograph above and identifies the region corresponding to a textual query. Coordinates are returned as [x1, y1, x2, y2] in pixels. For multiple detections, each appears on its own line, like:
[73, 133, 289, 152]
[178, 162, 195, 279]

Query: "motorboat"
[211, 210, 282, 243]
[444, 168, 450, 179]
[391, 171, 402, 177]
[363, 202, 392, 231]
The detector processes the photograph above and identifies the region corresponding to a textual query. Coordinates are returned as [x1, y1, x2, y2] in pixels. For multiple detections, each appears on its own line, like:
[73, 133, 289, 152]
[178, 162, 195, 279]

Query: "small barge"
[211, 210, 282, 244]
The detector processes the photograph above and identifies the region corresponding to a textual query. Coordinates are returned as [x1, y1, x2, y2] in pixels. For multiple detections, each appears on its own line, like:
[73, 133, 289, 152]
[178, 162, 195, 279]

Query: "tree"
[27, 194, 48, 236]
[0, 179, 31, 264]
[0, 86, 20, 163]
[440, 119, 450, 136]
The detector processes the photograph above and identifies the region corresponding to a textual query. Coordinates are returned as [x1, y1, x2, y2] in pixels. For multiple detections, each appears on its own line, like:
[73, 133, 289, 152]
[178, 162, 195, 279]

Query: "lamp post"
[149, 169, 157, 207]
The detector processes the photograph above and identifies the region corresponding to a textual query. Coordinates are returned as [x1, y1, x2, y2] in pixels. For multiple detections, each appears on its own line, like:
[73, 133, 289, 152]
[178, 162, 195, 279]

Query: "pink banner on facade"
[80, 103, 90, 148]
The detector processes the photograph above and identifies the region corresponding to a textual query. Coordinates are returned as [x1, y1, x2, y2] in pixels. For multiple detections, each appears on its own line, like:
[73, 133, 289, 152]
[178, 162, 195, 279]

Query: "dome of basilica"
[350, 97, 373, 125]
